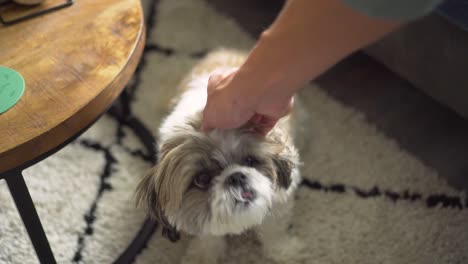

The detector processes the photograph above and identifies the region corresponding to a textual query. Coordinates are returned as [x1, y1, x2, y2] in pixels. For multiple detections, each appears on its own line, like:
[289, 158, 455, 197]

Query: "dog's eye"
[194, 173, 211, 189]
[244, 156, 259, 167]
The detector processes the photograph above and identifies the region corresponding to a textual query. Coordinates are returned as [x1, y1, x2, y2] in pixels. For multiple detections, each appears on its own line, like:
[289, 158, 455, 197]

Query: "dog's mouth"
[233, 187, 257, 206]
[241, 189, 255, 200]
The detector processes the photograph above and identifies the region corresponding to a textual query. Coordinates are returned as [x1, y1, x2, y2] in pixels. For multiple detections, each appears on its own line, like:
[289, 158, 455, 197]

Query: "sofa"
[365, 0, 468, 119]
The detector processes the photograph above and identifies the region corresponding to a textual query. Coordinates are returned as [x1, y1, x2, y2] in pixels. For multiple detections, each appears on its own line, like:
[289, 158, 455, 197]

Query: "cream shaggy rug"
[1, 0, 467, 263]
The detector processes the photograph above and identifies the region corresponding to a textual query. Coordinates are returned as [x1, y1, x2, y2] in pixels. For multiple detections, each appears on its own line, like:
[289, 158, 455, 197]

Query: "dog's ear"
[134, 167, 160, 219]
[134, 168, 181, 242]
[273, 154, 294, 189]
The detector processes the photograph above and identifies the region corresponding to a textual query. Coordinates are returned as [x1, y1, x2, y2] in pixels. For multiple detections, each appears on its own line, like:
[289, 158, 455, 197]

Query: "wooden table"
[0, 0, 146, 263]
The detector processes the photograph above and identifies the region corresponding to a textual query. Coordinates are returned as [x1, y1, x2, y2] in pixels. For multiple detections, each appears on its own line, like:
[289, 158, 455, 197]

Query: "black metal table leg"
[113, 218, 157, 264]
[4, 171, 57, 264]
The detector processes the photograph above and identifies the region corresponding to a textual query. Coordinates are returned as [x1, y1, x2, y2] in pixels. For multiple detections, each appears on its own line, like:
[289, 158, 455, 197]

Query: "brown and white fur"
[135, 50, 302, 263]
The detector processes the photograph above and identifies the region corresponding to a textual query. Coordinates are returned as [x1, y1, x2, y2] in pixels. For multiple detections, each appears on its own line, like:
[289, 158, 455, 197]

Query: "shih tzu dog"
[135, 50, 303, 263]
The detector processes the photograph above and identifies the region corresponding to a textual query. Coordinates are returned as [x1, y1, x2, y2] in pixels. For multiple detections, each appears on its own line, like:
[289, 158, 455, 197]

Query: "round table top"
[0, 0, 145, 174]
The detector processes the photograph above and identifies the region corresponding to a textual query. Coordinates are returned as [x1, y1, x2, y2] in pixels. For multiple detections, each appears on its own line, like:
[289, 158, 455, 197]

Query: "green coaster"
[0, 66, 25, 114]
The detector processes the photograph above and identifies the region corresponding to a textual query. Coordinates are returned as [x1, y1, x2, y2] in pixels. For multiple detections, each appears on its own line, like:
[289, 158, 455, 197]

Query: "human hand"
[201, 68, 294, 135]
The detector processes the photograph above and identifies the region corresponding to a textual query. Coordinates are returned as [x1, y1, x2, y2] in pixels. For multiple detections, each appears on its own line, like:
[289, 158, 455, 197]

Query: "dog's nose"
[227, 172, 247, 187]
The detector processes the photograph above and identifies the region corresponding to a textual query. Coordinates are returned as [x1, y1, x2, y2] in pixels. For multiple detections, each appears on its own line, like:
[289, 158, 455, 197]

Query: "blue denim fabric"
[437, 0, 468, 31]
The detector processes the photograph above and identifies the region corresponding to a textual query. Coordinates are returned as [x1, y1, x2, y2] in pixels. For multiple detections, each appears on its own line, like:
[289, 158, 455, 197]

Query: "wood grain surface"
[0, 0, 145, 174]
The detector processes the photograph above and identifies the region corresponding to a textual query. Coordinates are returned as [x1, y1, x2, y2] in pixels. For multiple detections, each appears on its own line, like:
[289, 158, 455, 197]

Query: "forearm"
[202, 0, 441, 133]
[233, 0, 401, 102]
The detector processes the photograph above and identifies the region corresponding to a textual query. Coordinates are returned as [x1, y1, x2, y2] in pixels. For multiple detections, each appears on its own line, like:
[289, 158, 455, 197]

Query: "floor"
[207, 0, 468, 191]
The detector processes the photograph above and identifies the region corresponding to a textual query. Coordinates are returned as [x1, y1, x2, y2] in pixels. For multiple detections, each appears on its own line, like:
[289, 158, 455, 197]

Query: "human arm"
[202, 0, 440, 134]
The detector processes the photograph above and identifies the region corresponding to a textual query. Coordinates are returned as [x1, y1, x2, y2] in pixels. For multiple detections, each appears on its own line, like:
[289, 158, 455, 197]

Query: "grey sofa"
[365, 1, 468, 119]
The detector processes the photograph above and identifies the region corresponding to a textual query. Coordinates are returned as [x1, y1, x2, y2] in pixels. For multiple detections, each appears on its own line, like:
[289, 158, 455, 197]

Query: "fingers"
[207, 68, 237, 93]
[201, 120, 211, 133]
[247, 96, 294, 135]
[246, 114, 278, 136]
[207, 74, 223, 91]
[257, 116, 278, 136]
[201, 109, 217, 133]
[285, 96, 295, 116]
[201, 100, 217, 133]
[272, 96, 294, 118]
[202, 68, 293, 136]
[203, 73, 224, 133]
[249, 113, 262, 124]
[203, 68, 241, 133]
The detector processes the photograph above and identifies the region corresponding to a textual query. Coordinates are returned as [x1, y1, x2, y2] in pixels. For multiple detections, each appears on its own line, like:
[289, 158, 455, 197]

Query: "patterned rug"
[1, 0, 467, 263]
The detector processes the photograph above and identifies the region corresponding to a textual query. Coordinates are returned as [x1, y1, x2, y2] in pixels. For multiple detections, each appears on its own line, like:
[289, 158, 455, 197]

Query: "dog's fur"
[135, 50, 303, 263]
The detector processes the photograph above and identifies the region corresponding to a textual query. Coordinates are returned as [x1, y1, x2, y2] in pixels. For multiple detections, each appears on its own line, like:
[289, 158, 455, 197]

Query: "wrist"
[232, 32, 300, 106]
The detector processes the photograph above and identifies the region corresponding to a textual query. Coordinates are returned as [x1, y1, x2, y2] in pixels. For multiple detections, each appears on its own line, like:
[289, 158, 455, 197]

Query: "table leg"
[4, 171, 57, 264]
[120, 88, 132, 119]
[114, 218, 157, 264]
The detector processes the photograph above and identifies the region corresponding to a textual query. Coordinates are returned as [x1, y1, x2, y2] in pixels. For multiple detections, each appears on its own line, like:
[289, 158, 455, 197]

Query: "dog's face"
[135, 116, 298, 237]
